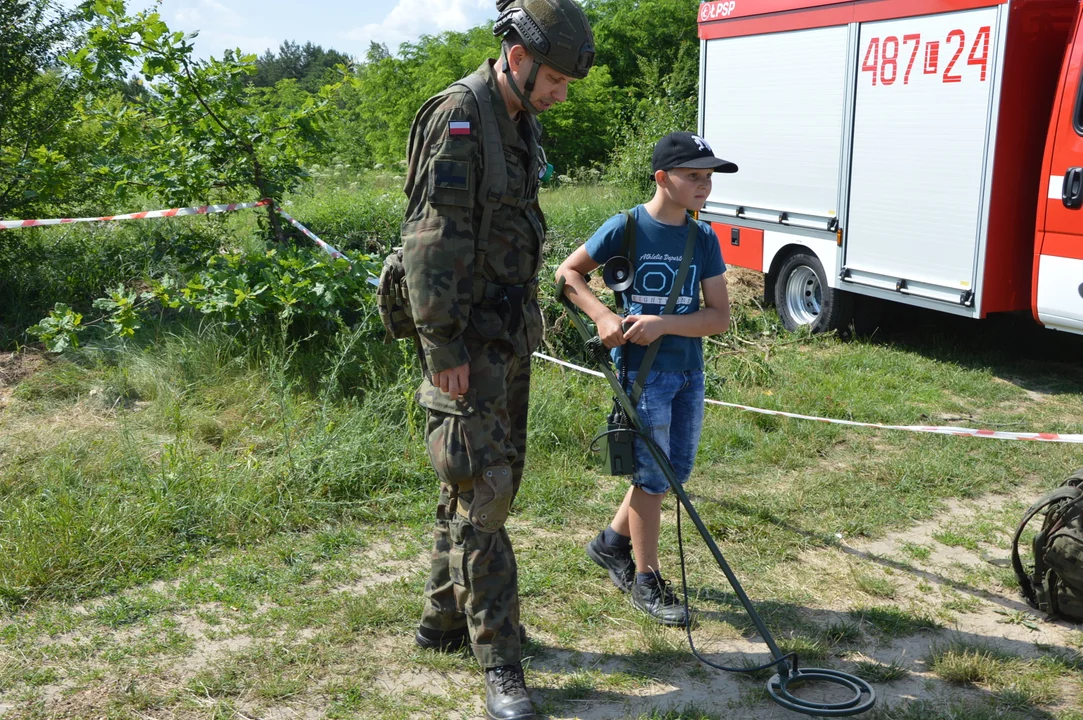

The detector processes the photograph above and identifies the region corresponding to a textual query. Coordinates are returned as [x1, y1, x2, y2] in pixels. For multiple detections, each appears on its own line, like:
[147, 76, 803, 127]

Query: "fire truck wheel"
[774, 252, 854, 335]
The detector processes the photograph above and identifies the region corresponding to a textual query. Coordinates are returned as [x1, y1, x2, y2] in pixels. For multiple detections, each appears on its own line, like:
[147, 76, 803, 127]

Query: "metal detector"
[556, 272, 875, 717]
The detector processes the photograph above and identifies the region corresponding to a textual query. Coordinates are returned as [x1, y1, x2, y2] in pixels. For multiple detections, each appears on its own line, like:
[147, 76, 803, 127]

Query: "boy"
[555, 131, 734, 626]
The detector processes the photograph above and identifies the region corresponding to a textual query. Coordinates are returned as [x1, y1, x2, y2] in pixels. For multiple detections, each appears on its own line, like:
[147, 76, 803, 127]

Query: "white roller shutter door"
[844, 7, 1002, 297]
[702, 26, 851, 223]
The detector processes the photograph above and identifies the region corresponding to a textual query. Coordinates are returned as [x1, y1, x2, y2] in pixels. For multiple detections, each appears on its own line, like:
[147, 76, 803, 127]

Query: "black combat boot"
[416, 624, 528, 653]
[414, 625, 468, 652]
[630, 575, 690, 626]
[484, 663, 535, 720]
[585, 530, 635, 592]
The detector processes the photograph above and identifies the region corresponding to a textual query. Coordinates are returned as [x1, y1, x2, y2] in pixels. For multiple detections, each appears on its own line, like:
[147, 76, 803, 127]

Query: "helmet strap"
[501, 45, 541, 115]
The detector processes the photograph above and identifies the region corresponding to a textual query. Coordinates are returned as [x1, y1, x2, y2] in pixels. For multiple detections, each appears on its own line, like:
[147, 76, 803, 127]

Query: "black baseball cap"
[651, 131, 738, 174]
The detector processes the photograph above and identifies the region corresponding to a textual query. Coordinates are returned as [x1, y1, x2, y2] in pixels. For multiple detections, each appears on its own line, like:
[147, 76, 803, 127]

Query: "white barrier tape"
[1, 197, 382, 287]
[533, 352, 605, 378]
[0, 200, 270, 230]
[273, 206, 379, 287]
[274, 206, 347, 262]
[531, 352, 1083, 444]
[25, 201, 1062, 445]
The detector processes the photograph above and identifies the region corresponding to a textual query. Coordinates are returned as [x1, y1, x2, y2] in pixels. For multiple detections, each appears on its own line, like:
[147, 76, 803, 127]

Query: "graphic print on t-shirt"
[631, 251, 698, 310]
[582, 205, 726, 372]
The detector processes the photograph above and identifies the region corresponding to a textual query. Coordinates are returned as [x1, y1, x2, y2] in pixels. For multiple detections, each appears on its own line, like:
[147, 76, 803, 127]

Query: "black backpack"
[1011, 469, 1083, 623]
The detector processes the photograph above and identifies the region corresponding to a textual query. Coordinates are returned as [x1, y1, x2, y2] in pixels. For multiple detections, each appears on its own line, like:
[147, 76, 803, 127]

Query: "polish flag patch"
[448, 121, 472, 136]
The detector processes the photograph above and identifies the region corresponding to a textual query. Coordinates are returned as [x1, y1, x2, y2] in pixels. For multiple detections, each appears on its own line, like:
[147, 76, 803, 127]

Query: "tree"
[252, 40, 352, 93]
[365, 42, 390, 64]
[540, 64, 626, 174]
[582, 0, 701, 99]
[334, 26, 497, 168]
[0, 0, 95, 219]
[68, 0, 345, 241]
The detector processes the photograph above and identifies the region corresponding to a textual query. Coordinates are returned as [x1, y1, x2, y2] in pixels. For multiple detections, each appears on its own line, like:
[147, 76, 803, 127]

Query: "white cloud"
[346, 0, 493, 55]
[170, 0, 277, 57]
[174, 0, 244, 28]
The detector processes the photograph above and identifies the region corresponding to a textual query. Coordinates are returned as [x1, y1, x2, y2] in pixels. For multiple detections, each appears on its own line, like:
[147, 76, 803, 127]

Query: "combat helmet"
[493, 0, 595, 113]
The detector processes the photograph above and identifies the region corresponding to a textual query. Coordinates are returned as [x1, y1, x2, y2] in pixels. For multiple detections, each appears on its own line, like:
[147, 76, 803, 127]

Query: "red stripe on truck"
[712, 222, 764, 272]
[699, 0, 1006, 40]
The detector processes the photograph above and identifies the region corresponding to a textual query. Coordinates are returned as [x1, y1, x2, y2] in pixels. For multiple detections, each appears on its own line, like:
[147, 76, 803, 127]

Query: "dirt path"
[2, 453, 1081, 719]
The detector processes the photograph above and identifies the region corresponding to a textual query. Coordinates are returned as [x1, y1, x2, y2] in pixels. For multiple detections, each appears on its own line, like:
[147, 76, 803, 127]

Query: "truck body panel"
[1035, 5, 1083, 332]
[697, 0, 1083, 333]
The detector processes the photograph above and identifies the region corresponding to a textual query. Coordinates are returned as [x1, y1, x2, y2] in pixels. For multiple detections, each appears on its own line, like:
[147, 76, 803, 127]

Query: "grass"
[2, 177, 1083, 717]
[853, 659, 910, 683]
[927, 640, 1080, 711]
[848, 605, 942, 639]
[900, 542, 932, 561]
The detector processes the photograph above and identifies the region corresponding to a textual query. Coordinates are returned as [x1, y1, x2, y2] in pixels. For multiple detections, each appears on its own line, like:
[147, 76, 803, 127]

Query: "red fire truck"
[697, 0, 1083, 335]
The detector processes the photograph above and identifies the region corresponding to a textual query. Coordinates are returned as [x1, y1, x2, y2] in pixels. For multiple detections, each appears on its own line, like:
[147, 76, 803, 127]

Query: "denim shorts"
[623, 369, 705, 495]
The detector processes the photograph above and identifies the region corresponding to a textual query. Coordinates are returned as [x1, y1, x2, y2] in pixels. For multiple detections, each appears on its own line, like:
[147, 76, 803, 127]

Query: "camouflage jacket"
[401, 59, 547, 373]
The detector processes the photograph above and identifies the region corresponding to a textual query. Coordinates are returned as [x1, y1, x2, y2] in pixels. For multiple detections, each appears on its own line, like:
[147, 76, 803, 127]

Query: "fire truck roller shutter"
[700, 25, 850, 222]
[844, 7, 1003, 302]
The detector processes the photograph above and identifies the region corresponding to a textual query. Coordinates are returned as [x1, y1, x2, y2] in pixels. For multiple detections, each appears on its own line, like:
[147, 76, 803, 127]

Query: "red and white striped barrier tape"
[273, 206, 347, 262]
[1, 198, 380, 286]
[21, 201, 1069, 444]
[531, 352, 1083, 444]
[0, 200, 270, 230]
[273, 206, 379, 287]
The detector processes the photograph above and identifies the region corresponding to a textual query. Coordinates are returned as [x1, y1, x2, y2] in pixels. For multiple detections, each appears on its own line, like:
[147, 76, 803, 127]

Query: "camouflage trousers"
[416, 338, 531, 669]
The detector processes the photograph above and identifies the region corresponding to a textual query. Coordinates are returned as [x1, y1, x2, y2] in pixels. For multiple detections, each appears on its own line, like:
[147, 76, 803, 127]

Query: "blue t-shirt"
[584, 205, 726, 373]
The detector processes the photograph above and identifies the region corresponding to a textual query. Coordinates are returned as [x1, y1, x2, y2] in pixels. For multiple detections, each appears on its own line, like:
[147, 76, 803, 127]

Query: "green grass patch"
[634, 709, 724, 720]
[928, 640, 1074, 710]
[852, 658, 909, 683]
[849, 606, 942, 638]
[900, 543, 932, 561]
[941, 593, 984, 614]
[851, 568, 898, 599]
[820, 620, 864, 647]
[93, 592, 173, 628]
[343, 579, 423, 633]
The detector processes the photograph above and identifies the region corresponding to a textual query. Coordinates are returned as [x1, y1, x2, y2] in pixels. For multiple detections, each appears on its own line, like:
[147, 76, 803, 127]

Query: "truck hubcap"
[785, 266, 821, 325]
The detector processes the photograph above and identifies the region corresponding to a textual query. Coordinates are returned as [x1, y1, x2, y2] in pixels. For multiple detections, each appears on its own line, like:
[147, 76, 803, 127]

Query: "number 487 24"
[862, 26, 990, 86]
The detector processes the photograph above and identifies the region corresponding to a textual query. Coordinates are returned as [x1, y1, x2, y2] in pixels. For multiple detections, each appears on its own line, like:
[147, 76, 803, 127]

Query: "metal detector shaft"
[554, 277, 790, 673]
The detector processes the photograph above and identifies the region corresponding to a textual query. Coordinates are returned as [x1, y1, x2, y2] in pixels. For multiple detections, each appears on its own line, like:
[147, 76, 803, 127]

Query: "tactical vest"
[376, 72, 543, 344]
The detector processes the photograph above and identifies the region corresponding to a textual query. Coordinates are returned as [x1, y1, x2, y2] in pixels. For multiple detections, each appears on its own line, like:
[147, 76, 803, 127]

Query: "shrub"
[29, 244, 380, 352]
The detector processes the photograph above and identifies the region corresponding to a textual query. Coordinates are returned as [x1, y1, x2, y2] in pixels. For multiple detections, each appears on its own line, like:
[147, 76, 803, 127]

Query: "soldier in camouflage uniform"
[400, 1, 594, 718]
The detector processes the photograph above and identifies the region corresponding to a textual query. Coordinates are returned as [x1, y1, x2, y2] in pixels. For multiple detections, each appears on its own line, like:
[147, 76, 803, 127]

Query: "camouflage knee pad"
[462, 465, 514, 533]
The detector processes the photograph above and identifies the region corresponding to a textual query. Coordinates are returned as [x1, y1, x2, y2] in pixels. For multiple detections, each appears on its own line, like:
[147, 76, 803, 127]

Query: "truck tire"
[774, 251, 854, 335]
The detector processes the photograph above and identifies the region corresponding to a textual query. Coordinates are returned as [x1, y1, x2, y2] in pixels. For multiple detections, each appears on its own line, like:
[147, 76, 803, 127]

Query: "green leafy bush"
[0, 217, 231, 347]
[285, 178, 405, 255]
[27, 303, 83, 353]
[605, 94, 698, 193]
[28, 244, 381, 350]
[176, 248, 377, 326]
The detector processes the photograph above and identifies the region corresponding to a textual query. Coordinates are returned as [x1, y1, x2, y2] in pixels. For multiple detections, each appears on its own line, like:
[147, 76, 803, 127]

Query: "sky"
[60, 0, 500, 61]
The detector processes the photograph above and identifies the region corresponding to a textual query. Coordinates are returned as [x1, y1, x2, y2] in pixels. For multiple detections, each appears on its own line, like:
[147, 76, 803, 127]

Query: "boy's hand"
[623, 315, 667, 345]
[597, 311, 627, 348]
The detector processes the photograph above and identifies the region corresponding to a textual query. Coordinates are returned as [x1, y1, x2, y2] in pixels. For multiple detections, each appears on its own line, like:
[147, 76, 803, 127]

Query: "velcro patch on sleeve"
[433, 160, 469, 191]
[428, 157, 473, 208]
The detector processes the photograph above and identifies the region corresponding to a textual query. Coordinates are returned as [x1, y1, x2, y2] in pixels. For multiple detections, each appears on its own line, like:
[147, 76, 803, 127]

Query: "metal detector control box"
[598, 407, 635, 475]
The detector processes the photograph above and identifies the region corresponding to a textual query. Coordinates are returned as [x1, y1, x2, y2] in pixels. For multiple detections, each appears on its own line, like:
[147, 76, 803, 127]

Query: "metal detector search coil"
[556, 274, 876, 717]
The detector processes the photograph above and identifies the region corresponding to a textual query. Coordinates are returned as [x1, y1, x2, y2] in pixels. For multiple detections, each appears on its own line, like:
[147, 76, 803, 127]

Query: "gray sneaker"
[586, 531, 635, 592]
[631, 577, 690, 626]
